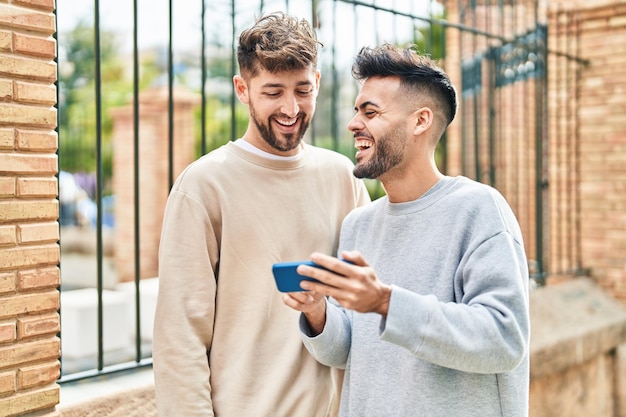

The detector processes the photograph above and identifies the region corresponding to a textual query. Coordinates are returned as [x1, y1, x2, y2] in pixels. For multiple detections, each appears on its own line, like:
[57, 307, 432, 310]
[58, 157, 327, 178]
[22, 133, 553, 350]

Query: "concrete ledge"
[58, 383, 155, 417]
[530, 277, 626, 378]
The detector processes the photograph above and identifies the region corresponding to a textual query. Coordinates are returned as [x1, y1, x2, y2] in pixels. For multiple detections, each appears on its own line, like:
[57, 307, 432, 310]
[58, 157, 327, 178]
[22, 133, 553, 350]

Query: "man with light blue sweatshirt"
[282, 43, 530, 417]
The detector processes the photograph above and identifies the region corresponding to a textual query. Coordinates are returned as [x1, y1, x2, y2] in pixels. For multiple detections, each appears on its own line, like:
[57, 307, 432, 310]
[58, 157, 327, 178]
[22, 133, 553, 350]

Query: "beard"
[249, 102, 311, 152]
[353, 127, 407, 179]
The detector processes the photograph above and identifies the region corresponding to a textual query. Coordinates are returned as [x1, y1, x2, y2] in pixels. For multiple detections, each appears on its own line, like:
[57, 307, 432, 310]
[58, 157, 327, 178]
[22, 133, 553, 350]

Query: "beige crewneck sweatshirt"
[153, 141, 370, 417]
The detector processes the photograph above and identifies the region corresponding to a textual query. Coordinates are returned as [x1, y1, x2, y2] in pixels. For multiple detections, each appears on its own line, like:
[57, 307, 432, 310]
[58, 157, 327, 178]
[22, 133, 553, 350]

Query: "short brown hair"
[237, 12, 321, 78]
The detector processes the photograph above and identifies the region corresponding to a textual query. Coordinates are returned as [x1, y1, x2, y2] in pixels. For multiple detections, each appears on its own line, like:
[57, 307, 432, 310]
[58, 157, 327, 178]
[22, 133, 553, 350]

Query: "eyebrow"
[261, 81, 314, 89]
[354, 100, 380, 112]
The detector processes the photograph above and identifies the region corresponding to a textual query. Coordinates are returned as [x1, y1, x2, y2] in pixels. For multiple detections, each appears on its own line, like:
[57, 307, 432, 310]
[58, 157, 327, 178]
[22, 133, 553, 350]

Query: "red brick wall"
[548, 1, 626, 298]
[443, 1, 545, 274]
[444, 0, 626, 299]
[0, 0, 61, 415]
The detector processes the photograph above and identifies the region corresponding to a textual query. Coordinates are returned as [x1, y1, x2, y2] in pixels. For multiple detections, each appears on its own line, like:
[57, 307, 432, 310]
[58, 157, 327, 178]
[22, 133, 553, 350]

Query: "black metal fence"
[56, 0, 583, 382]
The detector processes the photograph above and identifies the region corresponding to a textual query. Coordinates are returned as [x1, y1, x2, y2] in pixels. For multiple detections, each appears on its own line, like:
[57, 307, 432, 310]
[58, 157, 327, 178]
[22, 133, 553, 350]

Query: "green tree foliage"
[58, 19, 127, 189]
[58, 19, 165, 192]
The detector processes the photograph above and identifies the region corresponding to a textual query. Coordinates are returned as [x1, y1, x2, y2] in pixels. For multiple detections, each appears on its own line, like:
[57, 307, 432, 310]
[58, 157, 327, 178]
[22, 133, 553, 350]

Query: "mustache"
[353, 131, 374, 140]
[273, 112, 303, 119]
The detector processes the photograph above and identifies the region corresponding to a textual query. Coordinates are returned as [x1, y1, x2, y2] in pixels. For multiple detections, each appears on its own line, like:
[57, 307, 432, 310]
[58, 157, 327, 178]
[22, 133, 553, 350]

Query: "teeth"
[276, 118, 297, 126]
[355, 140, 372, 149]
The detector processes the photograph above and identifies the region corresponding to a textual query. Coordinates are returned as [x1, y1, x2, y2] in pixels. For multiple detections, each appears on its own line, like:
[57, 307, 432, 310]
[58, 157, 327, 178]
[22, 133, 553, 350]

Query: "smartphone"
[272, 261, 328, 292]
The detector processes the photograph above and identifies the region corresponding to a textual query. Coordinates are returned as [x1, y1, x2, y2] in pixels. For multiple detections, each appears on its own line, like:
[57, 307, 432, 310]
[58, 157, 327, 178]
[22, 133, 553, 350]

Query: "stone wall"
[529, 278, 626, 416]
[0, 0, 61, 416]
[549, 0, 626, 298]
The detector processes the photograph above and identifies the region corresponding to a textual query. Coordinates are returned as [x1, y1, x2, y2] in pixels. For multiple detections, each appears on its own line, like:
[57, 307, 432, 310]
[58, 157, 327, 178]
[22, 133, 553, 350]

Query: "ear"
[412, 107, 433, 136]
[233, 75, 249, 104]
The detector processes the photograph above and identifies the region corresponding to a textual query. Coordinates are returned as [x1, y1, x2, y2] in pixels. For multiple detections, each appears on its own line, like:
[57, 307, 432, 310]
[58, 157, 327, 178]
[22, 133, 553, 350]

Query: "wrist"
[304, 299, 327, 336]
[376, 284, 392, 317]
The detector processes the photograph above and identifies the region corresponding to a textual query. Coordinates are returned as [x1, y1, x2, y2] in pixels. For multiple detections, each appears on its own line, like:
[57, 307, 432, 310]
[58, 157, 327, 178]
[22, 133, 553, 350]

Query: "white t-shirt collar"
[234, 138, 303, 161]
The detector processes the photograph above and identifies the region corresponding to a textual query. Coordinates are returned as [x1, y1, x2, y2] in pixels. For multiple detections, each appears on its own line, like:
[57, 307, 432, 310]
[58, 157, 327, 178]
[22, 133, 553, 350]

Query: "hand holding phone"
[272, 261, 328, 292]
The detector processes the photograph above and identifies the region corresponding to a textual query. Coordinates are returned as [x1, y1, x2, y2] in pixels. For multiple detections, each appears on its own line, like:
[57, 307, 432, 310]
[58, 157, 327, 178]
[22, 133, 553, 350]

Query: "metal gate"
[449, 1, 587, 284]
[55, 0, 584, 383]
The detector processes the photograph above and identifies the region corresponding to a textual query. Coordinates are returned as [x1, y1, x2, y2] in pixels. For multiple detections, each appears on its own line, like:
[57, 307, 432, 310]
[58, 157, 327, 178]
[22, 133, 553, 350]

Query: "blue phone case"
[272, 261, 326, 292]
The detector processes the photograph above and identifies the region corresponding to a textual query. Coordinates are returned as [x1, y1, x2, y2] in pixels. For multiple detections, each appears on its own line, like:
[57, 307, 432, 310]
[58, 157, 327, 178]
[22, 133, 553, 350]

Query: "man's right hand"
[282, 290, 327, 335]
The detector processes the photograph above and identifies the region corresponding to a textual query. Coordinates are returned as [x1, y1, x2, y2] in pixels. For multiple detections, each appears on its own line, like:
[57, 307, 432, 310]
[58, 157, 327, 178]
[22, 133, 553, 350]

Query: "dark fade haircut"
[352, 43, 457, 128]
[237, 12, 322, 78]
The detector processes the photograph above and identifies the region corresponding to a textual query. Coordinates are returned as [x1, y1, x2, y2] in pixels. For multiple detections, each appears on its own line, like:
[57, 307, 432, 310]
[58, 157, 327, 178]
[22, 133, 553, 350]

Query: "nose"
[281, 93, 300, 118]
[348, 113, 363, 133]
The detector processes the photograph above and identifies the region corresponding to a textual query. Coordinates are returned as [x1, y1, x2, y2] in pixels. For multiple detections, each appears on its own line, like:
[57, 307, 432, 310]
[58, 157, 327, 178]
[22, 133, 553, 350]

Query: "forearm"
[303, 301, 327, 335]
[300, 300, 351, 368]
[382, 286, 526, 372]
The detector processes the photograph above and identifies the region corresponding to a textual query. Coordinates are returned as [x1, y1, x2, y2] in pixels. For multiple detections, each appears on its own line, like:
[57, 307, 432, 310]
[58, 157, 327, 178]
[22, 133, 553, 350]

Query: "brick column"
[0, 0, 61, 416]
[111, 87, 199, 283]
[564, 2, 626, 300]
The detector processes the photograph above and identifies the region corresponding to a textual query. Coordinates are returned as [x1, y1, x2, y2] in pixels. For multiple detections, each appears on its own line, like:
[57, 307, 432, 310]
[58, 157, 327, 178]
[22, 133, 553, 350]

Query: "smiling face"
[234, 66, 320, 155]
[349, 76, 414, 180]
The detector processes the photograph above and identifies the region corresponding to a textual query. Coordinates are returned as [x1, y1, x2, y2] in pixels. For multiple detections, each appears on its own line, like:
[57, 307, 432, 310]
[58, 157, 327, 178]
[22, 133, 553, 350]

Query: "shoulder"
[170, 144, 235, 192]
[343, 195, 386, 223]
[448, 176, 495, 198]
[447, 176, 523, 241]
[446, 176, 509, 211]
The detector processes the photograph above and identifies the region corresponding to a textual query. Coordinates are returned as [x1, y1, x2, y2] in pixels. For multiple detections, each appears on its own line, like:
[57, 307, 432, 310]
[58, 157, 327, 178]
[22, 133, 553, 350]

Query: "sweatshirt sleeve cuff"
[379, 285, 434, 349]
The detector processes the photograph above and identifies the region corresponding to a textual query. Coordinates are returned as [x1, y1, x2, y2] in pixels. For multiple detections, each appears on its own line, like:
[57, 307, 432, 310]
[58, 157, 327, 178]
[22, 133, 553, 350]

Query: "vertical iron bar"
[565, 13, 572, 273]
[93, 0, 104, 371]
[440, 12, 448, 175]
[573, 17, 582, 275]
[310, 0, 317, 146]
[201, 0, 207, 155]
[554, 8, 563, 275]
[534, 26, 547, 285]
[133, 0, 142, 362]
[472, 89, 480, 181]
[426, 0, 433, 53]
[331, 0, 338, 151]
[511, 0, 518, 207]
[471, 1, 480, 181]
[230, 0, 237, 142]
[458, 0, 467, 176]
[488, 54, 496, 186]
[519, 2, 525, 223]
[168, 0, 175, 189]
[484, 0, 491, 185]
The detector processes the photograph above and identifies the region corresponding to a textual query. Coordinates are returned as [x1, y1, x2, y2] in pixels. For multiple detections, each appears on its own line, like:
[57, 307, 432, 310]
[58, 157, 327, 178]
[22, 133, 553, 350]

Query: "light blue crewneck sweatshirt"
[301, 176, 530, 417]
